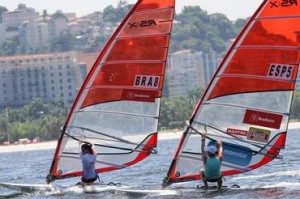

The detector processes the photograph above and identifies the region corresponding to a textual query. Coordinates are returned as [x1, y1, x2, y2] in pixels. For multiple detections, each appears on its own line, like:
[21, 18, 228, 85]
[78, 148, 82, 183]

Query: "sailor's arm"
[201, 133, 207, 163]
[217, 140, 223, 161]
[91, 143, 97, 155]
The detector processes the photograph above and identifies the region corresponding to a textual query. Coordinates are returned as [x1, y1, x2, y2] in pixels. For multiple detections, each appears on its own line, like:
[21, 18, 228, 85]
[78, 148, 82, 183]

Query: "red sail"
[47, 0, 175, 182]
[163, 0, 299, 187]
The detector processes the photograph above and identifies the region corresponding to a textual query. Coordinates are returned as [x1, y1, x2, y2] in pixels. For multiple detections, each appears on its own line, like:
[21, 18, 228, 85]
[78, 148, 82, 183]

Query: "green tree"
[0, 37, 19, 56]
[0, 98, 68, 143]
[50, 33, 76, 52]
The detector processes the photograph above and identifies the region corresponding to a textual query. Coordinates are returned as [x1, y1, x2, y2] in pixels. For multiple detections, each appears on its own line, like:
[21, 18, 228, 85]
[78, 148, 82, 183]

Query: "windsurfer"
[200, 133, 223, 190]
[78, 141, 99, 186]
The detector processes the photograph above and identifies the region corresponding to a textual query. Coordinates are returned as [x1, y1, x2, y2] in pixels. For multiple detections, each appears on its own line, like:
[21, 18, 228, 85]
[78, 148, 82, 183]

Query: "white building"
[0, 24, 5, 45]
[166, 49, 218, 98]
[0, 52, 87, 108]
[18, 13, 69, 53]
[48, 12, 68, 37]
[19, 19, 49, 52]
[2, 4, 39, 28]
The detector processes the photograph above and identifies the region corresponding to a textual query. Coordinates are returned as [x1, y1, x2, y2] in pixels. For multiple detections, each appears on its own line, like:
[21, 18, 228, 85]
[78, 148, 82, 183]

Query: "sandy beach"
[0, 130, 183, 154]
[0, 122, 299, 154]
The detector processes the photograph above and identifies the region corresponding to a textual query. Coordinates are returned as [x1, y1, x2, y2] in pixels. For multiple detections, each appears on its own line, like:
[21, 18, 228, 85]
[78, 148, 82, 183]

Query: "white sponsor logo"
[127, 92, 150, 99]
[250, 114, 275, 124]
[223, 149, 247, 159]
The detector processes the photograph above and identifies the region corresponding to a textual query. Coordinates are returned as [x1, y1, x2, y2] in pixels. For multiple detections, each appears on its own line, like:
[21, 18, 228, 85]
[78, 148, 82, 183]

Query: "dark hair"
[81, 143, 93, 154]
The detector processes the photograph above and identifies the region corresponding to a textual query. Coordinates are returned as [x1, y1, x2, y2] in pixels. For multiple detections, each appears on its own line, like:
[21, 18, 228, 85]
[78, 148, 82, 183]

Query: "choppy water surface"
[1, 129, 300, 199]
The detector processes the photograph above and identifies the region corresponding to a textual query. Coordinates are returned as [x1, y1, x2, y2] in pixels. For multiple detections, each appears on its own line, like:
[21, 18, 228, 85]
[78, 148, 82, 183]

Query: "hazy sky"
[1, 0, 263, 20]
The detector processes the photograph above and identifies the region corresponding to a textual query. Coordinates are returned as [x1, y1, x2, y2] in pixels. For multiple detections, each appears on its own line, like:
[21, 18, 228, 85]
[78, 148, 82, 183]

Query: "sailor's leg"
[217, 177, 223, 190]
[200, 169, 208, 189]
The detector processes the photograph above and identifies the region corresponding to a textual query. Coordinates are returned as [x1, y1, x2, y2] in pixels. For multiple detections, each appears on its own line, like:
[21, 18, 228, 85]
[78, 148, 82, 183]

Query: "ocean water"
[1, 129, 300, 199]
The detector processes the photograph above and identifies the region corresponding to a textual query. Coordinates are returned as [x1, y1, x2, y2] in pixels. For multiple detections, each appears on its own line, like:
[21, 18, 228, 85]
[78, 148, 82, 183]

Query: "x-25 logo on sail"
[128, 20, 157, 28]
[270, 0, 298, 8]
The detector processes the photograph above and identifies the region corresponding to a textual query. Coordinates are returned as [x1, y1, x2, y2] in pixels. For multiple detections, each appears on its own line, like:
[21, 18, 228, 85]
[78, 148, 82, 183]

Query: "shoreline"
[1, 122, 299, 154]
[0, 130, 183, 154]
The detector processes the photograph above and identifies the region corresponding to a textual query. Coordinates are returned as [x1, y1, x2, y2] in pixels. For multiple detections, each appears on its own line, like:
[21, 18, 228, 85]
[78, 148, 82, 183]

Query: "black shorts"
[201, 172, 222, 182]
[81, 176, 98, 183]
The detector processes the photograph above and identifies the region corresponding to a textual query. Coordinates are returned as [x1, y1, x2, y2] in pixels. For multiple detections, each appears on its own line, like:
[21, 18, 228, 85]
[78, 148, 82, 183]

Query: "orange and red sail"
[163, 0, 300, 187]
[47, 0, 175, 182]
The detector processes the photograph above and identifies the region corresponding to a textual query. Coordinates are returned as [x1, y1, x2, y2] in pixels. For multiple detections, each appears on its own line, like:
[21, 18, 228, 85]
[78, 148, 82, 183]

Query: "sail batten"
[235, 45, 300, 50]
[163, 0, 299, 187]
[74, 109, 158, 117]
[203, 102, 290, 115]
[47, 0, 175, 183]
[217, 74, 296, 82]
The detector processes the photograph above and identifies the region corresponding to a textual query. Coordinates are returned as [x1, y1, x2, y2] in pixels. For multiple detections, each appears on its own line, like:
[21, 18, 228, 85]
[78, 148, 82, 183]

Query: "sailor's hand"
[201, 133, 206, 142]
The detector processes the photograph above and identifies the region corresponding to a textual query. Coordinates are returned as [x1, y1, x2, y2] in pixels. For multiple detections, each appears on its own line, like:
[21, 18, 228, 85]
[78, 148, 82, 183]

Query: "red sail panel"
[92, 63, 165, 87]
[136, 0, 174, 11]
[209, 76, 295, 99]
[222, 49, 298, 76]
[242, 18, 300, 46]
[106, 36, 169, 61]
[120, 9, 174, 37]
[82, 88, 160, 107]
[261, 1, 300, 18]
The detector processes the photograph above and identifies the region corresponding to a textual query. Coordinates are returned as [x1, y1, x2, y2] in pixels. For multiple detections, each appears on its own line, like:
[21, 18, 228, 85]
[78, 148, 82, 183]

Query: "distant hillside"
[0, 3, 247, 56]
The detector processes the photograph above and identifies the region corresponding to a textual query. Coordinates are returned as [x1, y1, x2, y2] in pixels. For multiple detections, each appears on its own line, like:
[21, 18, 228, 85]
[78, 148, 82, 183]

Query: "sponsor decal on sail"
[267, 63, 294, 80]
[208, 141, 252, 167]
[122, 89, 156, 102]
[226, 128, 248, 136]
[243, 109, 282, 129]
[269, 0, 298, 8]
[247, 127, 270, 143]
[134, 75, 160, 88]
[128, 19, 157, 29]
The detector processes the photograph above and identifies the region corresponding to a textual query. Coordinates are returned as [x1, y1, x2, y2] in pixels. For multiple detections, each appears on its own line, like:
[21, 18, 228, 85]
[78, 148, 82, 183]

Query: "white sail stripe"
[66, 127, 154, 149]
[70, 135, 133, 144]
[202, 101, 289, 116]
[59, 154, 127, 169]
[216, 74, 295, 83]
[257, 15, 300, 20]
[73, 109, 158, 119]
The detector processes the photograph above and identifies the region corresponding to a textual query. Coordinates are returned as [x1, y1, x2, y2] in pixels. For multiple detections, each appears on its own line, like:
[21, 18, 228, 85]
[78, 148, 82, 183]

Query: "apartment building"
[0, 52, 87, 108]
[2, 4, 39, 28]
[166, 49, 218, 98]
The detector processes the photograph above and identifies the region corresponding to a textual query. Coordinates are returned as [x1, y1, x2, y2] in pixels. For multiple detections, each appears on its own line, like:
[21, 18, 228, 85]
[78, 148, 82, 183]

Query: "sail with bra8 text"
[46, 0, 175, 183]
[163, 0, 300, 187]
